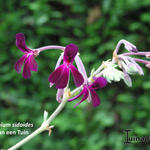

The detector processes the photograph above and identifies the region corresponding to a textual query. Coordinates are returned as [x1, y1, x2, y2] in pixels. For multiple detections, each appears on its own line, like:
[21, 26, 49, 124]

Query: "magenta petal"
[91, 77, 107, 89]
[14, 54, 27, 73]
[29, 54, 38, 72]
[23, 58, 31, 78]
[16, 33, 31, 53]
[70, 64, 84, 87]
[89, 88, 101, 107]
[74, 87, 89, 107]
[48, 64, 65, 83]
[50, 53, 64, 88]
[55, 66, 70, 89]
[63, 43, 78, 63]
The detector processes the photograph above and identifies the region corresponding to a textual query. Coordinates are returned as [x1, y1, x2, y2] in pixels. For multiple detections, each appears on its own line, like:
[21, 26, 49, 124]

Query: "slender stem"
[71, 86, 83, 95]
[93, 65, 103, 76]
[121, 52, 150, 56]
[95, 72, 103, 78]
[8, 97, 68, 150]
[7, 86, 83, 150]
[46, 98, 68, 125]
[8, 126, 45, 150]
[114, 40, 123, 54]
[36, 45, 65, 52]
[112, 40, 123, 63]
[133, 58, 150, 64]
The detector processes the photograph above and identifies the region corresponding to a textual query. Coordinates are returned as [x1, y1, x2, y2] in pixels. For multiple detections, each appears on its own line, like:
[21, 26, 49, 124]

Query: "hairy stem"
[46, 98, 68, 125]
[8, 98, 67, 150]
[8, 125, 46, 150]
[8, 86, 82, 150]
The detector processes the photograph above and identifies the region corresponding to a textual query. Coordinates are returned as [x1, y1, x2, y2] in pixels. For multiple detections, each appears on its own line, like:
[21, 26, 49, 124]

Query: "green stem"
[7, 87, 81, 150]
[8, 98, 68, 150]
[8, 125, 46, 150]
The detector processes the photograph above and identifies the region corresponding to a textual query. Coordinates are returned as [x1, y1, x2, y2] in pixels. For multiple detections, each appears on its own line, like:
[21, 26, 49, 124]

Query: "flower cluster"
[14, 34, 150, 107]
[14, 33, 107, 107]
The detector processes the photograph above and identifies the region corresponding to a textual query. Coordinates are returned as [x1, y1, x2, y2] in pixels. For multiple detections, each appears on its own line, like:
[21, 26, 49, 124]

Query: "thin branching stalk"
[8, 87, 83, 150]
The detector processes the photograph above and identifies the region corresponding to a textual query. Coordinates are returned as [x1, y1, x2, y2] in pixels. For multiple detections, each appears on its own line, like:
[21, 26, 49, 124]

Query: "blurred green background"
[0, 0, 150, 149]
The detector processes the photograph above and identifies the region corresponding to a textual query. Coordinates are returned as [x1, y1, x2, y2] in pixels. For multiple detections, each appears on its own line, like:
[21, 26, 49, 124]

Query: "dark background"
[0, 0, 150, 150]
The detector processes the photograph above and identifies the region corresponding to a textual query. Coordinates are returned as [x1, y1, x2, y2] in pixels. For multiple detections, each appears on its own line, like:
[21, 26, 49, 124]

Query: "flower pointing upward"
[68, 77, 107, 107]
[14, 33, 38, 78]
[48, 44, 84, 89]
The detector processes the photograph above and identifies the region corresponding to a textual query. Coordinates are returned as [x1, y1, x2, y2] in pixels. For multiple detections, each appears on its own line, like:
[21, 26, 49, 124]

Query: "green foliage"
[0, 0, 150, 149]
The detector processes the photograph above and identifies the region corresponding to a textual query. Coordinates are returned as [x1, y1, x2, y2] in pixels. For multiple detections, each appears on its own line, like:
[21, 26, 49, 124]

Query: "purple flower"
[48, 43, 84, 89]
[68, 77, 107, 107]
[14, 33, 38, 78]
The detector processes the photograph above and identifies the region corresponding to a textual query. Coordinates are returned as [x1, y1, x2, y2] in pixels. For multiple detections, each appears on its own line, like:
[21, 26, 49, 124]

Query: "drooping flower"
[111, 39, 144, 87]
[118, 55, 144, 76]
[117, 55, 144, 87]
[14, 33, 39, 78]
[48, 43, 84, 89]
[115, 39, 138, 53]
[54, 53, 88, 103]
[68, 77, 107, 107]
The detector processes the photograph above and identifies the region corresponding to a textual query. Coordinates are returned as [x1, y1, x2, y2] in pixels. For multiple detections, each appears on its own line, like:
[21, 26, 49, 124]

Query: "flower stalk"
[8, 87, 82, 150]
[37, 45, 65, 52]
[8, 95, 68, 150]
